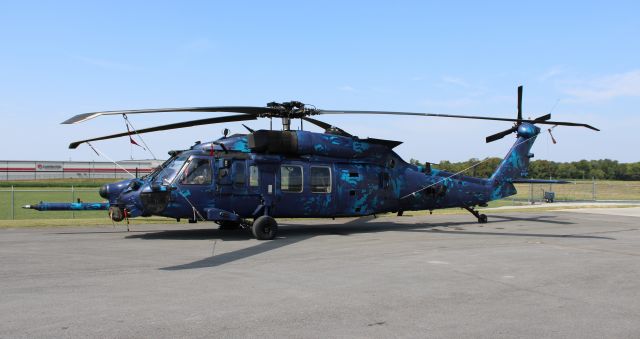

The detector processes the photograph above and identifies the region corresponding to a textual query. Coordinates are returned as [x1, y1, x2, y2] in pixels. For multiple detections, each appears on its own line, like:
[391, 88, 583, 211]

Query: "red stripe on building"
[0, 167, 36, 171]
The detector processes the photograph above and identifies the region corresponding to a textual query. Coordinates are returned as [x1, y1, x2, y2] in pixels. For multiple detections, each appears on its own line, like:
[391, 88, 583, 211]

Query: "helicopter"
[24, 86, 598, 240]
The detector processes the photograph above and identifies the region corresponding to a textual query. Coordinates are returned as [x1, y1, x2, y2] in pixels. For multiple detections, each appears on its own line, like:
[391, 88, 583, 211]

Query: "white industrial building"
[0, 160, 165, 181]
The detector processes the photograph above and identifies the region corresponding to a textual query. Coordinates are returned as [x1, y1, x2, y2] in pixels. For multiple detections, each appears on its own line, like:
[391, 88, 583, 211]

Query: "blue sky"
[1, 1, 638, 163]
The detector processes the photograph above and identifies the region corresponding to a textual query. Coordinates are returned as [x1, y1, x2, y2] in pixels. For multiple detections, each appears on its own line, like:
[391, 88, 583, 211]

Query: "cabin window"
[249, 165, 259, 187]
[233, 161, 245, 188]
[310, 166, 331, 193]
[280, 165, 303, 193]
[179, 158, 212, 185]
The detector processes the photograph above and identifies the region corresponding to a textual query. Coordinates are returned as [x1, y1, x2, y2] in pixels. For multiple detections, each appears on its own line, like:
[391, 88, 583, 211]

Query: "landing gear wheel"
[463, 206, 488, 224]
[252, 216, 278, 240]
[218, 221, 240, 230]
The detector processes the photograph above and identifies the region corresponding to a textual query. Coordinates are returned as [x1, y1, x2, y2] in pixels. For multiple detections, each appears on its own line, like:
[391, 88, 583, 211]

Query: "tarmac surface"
[1, 209, 640, 338]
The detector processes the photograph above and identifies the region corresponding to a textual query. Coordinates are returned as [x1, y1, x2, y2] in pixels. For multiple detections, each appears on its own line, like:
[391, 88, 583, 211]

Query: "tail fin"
[488, 123, 540, 200]
[490, 123, 540, 181]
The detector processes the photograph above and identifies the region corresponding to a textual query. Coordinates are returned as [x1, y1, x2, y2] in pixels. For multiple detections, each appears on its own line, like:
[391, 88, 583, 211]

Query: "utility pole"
[11, 185, 15, 220]
[71, 185, 75, 219]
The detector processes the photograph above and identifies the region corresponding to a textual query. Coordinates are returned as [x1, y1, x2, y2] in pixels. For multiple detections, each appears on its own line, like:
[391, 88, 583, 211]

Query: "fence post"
[529, 183, 534, 204]
[11, 185, 15, 220]
[592, 178, 596, 201]
[71, 185, 75, 219]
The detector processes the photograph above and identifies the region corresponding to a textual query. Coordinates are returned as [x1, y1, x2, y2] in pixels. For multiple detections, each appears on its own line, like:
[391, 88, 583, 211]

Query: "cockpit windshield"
[145, 156, 174, 181]
[149, 154, 190, 185]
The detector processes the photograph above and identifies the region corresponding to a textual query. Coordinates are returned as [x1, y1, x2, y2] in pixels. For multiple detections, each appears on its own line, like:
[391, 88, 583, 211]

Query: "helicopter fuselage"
[103, 129, 508, 223]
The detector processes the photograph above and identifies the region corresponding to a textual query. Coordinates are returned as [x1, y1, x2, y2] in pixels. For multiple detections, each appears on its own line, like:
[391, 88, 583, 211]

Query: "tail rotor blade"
[517, 85, 523, 122]
[533, 113, 551, 122]
[486, 127, 517, 143]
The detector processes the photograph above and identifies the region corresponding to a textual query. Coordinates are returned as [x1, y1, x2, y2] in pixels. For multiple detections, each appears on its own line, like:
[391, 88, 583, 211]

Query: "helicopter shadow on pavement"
[151, 214, 612, 271]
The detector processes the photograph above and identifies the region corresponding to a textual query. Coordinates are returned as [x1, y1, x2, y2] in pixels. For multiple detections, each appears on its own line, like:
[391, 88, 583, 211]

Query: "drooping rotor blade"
[241, 124, 255, 133]
[537, 120, 599, 130]
[485, 127, 518, 143]
[68, 114, 257, 149]
[301, 117, 352, 137]
[62, 106, 277, 124]
[517, 85, 523, 122]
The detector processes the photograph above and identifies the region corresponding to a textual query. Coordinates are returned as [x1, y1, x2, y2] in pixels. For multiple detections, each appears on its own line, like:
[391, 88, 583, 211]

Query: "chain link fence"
[510, 180, 640, 203]
[0, 187, 106, 220]
[1, 180, 640, 220]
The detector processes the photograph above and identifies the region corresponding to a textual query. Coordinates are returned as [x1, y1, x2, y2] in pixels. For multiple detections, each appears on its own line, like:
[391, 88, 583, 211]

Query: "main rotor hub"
[265, 101, 318, 119]
[265, 101, 319, 130]
[517, 123, 540, 138]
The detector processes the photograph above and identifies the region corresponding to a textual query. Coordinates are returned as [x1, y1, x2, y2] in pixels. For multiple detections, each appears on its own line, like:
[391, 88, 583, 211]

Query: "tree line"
[409, 158, 640, 181]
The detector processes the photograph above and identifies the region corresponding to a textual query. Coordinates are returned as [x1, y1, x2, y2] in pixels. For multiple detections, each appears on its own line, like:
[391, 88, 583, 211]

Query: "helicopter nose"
[99, 184, 109, 199]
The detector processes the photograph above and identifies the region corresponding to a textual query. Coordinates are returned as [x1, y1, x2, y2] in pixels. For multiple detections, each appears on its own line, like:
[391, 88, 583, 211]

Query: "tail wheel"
[252, 216, 278, 240]
[478, 214, 488, 223]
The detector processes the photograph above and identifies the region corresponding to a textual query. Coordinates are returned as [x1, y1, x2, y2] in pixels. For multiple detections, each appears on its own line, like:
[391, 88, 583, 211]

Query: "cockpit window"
[152, 154, 189, 184]
[179, 158, 212, 185]
[146, 156, 174, 181]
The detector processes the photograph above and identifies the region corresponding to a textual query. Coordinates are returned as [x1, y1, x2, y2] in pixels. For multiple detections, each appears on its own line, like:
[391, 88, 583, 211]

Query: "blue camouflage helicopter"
[25, 86, 598, 240]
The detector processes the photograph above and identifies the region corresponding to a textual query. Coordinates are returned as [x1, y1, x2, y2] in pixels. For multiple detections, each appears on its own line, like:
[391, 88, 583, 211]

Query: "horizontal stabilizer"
[511, 179, 571, 184]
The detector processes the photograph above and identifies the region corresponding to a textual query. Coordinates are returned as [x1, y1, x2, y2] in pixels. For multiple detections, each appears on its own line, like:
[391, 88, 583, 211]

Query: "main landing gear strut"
[464, 206, 488, 223]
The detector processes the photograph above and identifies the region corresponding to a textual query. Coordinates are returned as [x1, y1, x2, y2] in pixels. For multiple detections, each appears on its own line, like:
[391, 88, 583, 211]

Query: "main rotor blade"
[318, 110, 598, 131]
[301, 117, 352, 137]
[517, 85, 523, 122]
[68, 114, 257, 149]
[318, 110, 523, 123]
[62, 106, 276, 124]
